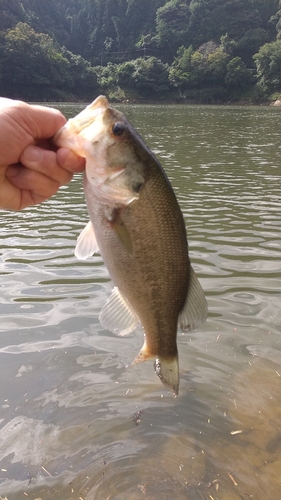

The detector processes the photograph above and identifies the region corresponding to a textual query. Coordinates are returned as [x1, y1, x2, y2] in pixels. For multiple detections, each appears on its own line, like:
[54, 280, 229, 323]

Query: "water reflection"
[0, 104, 280, 499]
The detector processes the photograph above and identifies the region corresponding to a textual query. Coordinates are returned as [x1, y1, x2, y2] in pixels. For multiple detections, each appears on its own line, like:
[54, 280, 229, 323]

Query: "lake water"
[0, 104, 280, 500]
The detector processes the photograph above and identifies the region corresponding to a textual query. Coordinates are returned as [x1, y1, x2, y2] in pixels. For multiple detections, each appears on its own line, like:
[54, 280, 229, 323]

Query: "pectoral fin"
[178, 265, 208, 331]
[99, 286, 139, 336]
[107, 210, 133, 256]
[75, 221, 99, 260]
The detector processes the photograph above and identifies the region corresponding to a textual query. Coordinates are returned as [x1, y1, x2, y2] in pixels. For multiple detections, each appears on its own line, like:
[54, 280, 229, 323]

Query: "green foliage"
[0, 0, 280, 102]
[207, 46, 230, 83]
[254, 40, 281, 93]
[2, 22, 72, 99]
[96, 62, 118, 91]
[131, 57, 170, 95]
[154, 0, 190, 62]
[170, 42, 230, 89]
[169, 45, 195, 88]
[225, 57, 254, 87]
[234, 28, 270, 67]
[0, 21, 98, 100]
[98, 57, 170, 98]
[61, 47, 98, 99]
[187, 0, 278, 49]
[276, 1, 281, 39]
[116, 60, 136, 86]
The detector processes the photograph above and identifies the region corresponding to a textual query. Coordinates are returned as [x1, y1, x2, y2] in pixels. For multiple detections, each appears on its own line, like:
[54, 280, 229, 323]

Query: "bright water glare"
[0, 104, 280, 500]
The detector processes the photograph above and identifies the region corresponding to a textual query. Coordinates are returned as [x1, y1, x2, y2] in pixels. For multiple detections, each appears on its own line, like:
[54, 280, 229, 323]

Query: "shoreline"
[25, 90, 281, 106]
[30, 97, 281, 106]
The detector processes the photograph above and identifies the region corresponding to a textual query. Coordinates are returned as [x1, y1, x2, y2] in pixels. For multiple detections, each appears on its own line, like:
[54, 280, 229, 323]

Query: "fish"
[54, 95, 207, 395]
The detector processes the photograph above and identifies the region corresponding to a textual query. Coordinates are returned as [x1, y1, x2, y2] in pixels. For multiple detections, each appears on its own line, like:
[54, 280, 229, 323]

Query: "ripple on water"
[0, 104, 280, 500]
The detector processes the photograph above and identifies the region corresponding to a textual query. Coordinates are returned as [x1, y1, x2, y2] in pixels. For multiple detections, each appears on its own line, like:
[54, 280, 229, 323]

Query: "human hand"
[0, 98, 85, 210]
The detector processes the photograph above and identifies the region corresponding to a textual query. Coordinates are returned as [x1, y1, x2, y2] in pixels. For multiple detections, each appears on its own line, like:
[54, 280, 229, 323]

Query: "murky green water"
[0, 104, 280, 500]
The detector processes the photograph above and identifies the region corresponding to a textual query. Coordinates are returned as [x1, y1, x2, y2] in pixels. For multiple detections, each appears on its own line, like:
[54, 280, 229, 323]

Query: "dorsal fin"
[178, 265, 208, 331]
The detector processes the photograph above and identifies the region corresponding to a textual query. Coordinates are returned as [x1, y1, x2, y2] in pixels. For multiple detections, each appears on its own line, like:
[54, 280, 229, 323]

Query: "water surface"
[0, 104, 280, 499]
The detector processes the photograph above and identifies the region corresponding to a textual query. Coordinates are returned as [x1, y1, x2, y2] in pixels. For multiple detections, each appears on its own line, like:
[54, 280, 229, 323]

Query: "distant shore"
[27, 95, 281, 106]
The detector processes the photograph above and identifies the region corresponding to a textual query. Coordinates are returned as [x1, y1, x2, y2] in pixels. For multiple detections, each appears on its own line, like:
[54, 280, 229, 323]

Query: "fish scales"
[54, 96, 208, 395]
[87, 159, 190, 359]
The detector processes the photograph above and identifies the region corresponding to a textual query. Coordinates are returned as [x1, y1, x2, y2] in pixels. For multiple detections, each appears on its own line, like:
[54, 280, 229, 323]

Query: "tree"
[169, 41, 230, 90]
[273, 0, 281, 39]
[234, 28, 269, 67]
[131, 57, 170, 96]
[2, 22, 72, 99]
[208, 46, 229, 84]
[169, 45, 195, 89]
[154, 0, 190, 62]
[254, 40, 281, 93]
[116, 60, 135, 86]
[96, 61, 118, 90]
[190, 42, 229, 87]
[0, 0, 280, 102]
[61, 47, 98, 98]
[225, 56, 253, 87]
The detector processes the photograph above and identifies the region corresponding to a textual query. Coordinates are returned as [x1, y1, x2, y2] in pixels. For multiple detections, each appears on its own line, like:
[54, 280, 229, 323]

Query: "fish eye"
[112, 122, 126, 136]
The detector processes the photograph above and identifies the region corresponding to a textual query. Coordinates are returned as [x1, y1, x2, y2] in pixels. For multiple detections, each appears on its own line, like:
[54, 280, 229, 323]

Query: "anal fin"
[99, 286, 139, 336]
[131, 339, 152, 365]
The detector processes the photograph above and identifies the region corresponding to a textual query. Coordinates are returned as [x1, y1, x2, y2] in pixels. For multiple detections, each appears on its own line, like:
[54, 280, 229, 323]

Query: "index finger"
[23, 103, 67, 140]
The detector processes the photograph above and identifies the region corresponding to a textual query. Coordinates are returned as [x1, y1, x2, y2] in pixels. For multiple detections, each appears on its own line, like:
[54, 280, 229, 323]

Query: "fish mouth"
[53, 124, 87, 157]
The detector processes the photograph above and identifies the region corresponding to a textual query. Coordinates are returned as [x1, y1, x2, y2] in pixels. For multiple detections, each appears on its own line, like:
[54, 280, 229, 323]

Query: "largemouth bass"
[54, 96, 207, 395]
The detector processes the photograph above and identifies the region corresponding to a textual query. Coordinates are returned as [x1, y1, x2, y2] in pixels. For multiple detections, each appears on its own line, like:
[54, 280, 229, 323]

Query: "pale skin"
[0, 98, 85, 210]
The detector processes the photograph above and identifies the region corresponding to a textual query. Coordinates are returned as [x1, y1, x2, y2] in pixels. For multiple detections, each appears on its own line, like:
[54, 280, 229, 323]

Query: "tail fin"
[131, 341, 179, 395]
[154, 356, 179, 396]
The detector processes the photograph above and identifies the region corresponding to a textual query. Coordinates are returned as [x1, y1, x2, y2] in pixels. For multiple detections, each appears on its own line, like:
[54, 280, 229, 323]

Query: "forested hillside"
[0, 0, 280, 102]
